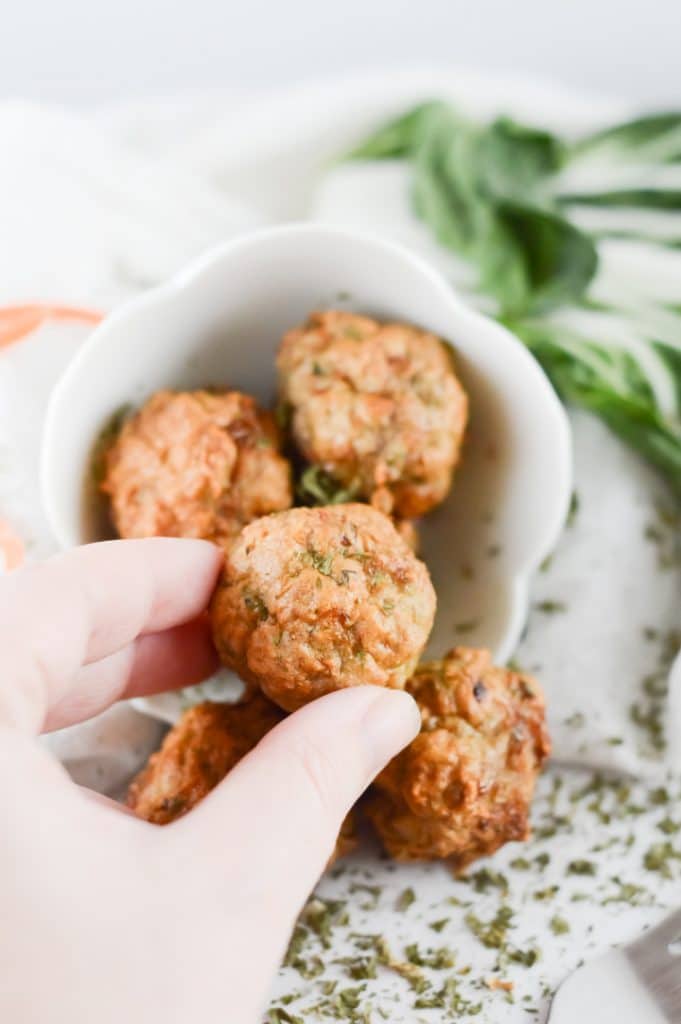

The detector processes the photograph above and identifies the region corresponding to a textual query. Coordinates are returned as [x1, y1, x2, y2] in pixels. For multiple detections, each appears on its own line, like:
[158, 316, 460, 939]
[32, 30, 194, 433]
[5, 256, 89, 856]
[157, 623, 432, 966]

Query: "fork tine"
[626, 909, 681, 1020]
[630, 908, 681, 952]
[547, 949, 667, 1024]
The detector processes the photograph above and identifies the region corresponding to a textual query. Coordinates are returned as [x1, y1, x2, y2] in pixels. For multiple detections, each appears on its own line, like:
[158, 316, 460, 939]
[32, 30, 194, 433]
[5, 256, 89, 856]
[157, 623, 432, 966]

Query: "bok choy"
[346, 103, 681, 493]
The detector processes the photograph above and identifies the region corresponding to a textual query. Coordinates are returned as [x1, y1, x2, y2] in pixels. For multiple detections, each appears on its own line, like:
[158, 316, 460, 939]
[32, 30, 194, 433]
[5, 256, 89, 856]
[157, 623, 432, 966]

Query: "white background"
[1, 0, 680, 105]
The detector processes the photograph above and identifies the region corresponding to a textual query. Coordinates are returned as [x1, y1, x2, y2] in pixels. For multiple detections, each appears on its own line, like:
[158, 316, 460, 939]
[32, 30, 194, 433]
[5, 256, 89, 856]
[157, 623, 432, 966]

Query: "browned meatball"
[127, 697, 358, 862]
[277, 311, 468, 519]
[334, 813, 359, 862]
[210, 504, 437, 712]
[367, 647, 550, 868]
[394, 518, 419, 554]
[127, 696, 283, 824]
[101, 390, 293, 548]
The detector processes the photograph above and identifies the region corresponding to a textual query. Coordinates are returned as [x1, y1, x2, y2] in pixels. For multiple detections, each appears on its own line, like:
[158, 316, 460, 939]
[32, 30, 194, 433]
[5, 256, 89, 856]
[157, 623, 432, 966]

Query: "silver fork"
[548, 909, 681, 1023]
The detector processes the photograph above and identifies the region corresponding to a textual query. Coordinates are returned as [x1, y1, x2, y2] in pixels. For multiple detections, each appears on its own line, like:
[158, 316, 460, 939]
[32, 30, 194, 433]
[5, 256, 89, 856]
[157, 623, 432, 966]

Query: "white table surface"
[1, 0, 680, 106]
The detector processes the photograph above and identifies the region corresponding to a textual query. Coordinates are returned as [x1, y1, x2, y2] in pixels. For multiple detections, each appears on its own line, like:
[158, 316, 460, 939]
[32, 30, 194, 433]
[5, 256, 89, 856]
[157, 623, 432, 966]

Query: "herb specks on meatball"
[210, 504, 437, 711]
[127, 696, 284, 824]
[277, 311, 468, 519]
[101, 389, 293, 548]
[367, 647, 550, 868]
[127, 696, 358, 862]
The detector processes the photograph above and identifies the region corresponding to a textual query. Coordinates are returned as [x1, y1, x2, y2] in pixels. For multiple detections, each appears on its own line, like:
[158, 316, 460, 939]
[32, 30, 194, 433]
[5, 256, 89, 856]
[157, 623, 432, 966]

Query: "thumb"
[178, 685, 420, 894]
[162, 687, 420, 1024]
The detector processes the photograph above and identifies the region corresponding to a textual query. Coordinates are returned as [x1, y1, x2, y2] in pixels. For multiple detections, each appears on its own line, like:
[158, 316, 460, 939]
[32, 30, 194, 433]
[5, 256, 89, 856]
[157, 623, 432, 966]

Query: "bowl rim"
[41, 221, 573, 633]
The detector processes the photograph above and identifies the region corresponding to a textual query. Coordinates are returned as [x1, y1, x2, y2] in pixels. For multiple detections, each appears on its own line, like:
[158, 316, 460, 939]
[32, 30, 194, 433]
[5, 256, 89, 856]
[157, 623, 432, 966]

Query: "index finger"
[0, 538, 222, 733]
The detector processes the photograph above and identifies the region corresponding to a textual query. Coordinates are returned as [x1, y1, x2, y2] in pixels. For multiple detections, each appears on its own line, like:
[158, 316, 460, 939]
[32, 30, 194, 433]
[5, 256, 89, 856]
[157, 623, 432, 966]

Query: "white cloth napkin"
[0, 82, 678, 794]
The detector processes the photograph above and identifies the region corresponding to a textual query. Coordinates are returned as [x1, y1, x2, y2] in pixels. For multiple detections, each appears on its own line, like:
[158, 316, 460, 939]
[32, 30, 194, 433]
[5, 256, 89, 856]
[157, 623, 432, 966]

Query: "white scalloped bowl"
[41, 224, 572, 723]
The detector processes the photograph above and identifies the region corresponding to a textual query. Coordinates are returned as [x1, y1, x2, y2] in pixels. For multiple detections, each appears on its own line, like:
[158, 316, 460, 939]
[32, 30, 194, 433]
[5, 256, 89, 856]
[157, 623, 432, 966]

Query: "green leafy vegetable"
[494, 200, 598, 313]
[657, 342, 681, 410]
[297, 465, 359, 506]
[346, 102, 681, 493]
[575, 112, 681, 162]
[476, 116, 566, 195]
[513, 321, 681, 487]
[559, 189, 681, 210]
[345, 101, 441, 161]
[405, 103, 596, 316]
[410, 106, 483, 253]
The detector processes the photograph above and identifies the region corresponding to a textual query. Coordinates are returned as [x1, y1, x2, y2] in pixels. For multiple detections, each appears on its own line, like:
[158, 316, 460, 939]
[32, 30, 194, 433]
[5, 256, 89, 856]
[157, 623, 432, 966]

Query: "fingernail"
[360, 688, 421, 777]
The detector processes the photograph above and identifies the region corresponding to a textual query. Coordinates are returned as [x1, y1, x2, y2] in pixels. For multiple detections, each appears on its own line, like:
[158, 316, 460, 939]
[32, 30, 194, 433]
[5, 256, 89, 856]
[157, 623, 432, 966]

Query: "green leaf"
[590, 230, 681, 249]
[515, 321, 681, 493]
[345, 101, 445, 161]
[477, 116, 566, 197]
[411, 105, 485, 252]
[475, 215, 530, 316]
[655, 341, 681, 413]
[492, 201, 598, 314]
[576, 112, 681, 160]
[297, 465, 359, 506]
[559, 189, 681, 211]
[408, 108, 596, 316]
[344, 102, 681, 491]
[410, 116, 530, 313]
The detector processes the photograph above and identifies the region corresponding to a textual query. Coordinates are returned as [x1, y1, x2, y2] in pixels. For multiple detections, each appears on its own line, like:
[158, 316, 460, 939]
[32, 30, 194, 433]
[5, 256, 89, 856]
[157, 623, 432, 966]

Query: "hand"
[0, 539, 420, 1024]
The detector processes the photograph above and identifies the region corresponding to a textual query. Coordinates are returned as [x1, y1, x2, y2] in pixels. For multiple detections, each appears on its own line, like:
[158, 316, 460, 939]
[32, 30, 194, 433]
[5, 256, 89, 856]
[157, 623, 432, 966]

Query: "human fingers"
[175, 686, 419, 905]
[0, 538, 222, 732]
[43, 616, 219, 732]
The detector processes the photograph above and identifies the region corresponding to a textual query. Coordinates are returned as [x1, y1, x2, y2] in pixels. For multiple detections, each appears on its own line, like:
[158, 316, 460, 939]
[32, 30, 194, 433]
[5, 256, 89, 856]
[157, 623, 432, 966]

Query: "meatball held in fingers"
[210, 504, 437, 712]
[127, 696, 358, 863]
[101, 389, 293, 548]
[127, 696, 284, 824]
[277, 311, 468, 519]
[367, 647, 551, 869]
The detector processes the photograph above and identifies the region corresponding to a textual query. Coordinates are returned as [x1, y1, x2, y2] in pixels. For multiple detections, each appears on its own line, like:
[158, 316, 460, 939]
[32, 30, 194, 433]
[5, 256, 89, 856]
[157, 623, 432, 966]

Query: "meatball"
[101, 389, 293, 548]
[367, 647, 550, 868]
[127, 696, 283, 824]
[127, 697, 357, 863]
[394, 518, 419, 554]
[277, 311, 468, 519]
[210, 504, 437, 712]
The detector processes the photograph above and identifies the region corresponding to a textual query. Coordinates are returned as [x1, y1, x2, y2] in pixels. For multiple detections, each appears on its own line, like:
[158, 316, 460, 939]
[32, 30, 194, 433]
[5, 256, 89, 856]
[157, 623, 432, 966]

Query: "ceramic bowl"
[41, 223, 572, 722]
